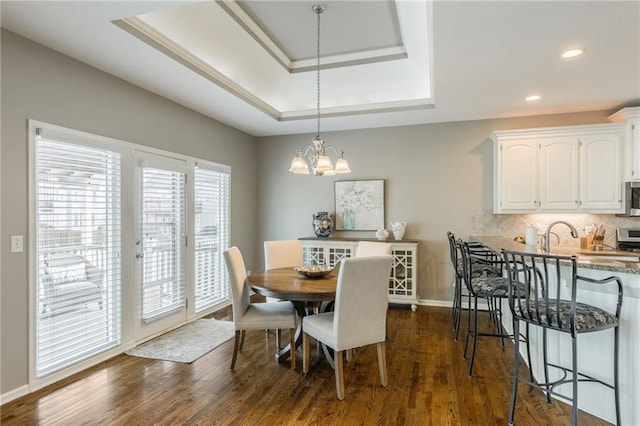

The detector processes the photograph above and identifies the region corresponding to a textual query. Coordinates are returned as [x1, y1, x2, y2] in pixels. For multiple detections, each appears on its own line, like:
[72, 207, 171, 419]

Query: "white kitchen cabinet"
[539, 137, 579, 211]
[299, 237, 419, 311]
[492, 123, 625, 214]
[609, 107, 640, 181]
[580, 132, 623, 210]
[494, 139, 538, 211]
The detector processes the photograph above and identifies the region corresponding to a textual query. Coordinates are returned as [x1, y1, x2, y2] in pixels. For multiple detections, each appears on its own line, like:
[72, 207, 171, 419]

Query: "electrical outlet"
[11, 235, 24, 253]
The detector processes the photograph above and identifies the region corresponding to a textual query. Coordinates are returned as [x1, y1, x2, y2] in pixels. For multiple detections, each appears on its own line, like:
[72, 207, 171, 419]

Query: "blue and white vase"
[312, 212, 333, 238]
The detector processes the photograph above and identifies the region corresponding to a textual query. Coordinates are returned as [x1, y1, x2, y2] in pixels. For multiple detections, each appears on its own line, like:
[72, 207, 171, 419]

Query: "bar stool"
[502, 249, 623, 426]
[459, 241, 525, 376]
[447, 232, 502, 341]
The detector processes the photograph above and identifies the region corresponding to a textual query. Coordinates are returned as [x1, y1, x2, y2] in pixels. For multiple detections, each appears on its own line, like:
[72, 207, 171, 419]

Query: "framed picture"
[334, 179, 385, 231]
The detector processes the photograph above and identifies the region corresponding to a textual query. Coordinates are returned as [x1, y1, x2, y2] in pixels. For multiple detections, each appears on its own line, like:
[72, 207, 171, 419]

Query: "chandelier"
[289, 4, 351, 176]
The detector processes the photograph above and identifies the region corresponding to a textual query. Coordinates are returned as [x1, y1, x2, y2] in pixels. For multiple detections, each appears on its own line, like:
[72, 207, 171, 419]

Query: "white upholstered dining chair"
[302, 255, 394, 400]
[353, 240, 393, 354]
[264, 240, 304, 347]
[223, 246, 297, 369]
[264, 240, 303, 270]
[355, 241, 392, 257]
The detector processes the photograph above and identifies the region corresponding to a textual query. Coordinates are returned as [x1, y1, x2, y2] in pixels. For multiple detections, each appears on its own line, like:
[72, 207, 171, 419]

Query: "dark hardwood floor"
[1, 304, 609, 425]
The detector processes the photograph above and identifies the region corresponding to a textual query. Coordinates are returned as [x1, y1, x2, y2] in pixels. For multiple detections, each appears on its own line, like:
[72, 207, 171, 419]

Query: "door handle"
[136, 252, 144, 259]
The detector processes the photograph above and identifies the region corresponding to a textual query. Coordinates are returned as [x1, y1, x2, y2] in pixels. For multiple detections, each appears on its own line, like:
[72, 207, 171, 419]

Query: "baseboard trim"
[417, 298, 490, 311]
[418, 298, 452, 308]
[1, 384, 30, 405]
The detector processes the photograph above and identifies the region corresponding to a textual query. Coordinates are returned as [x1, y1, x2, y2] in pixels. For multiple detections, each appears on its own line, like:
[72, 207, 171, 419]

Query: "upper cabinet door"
[539, 137, 579, 211]
[495, 139, 538, 212]
[580, 133, 624, 212]
[609, 107, 640, 181]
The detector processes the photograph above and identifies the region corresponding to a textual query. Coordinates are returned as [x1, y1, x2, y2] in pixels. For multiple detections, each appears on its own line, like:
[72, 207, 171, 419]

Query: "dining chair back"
[264, 240, 303, 269]
[223, 246, 297, 369]
[263, 240, 304, 345]
[355, 241, 392, 257]
[351, 240, 393, 350]
[225, 246, 250, 322]
[333, 256, 392, 348]
[302, 255, 393, 399]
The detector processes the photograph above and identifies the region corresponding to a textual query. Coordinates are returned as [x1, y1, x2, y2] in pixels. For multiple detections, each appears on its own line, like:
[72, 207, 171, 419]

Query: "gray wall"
[255, 111, 615, 303]
[1, 30, 258, 394]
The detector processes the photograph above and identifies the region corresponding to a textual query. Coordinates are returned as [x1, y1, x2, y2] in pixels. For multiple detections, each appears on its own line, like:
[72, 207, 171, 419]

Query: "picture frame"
[334, 179, 385, 231]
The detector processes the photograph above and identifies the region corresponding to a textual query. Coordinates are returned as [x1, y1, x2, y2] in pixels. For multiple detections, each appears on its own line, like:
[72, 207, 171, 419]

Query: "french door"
[30, 121, 232, 383]
[134, 152, 187, 340]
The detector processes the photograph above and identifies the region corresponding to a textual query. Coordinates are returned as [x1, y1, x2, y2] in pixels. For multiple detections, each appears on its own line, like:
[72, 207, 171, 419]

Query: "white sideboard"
[299, 237, 419, 311]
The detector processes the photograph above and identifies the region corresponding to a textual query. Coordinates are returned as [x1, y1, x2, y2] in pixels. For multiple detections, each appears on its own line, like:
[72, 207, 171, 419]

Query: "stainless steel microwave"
[624, 182, 640, 216]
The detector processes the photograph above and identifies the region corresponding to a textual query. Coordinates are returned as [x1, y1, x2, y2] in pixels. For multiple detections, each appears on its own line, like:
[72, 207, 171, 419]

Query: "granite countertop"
[472, 235, 640, 275]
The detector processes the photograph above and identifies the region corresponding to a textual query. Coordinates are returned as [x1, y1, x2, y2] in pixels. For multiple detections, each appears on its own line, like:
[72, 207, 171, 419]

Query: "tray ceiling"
[1, 1, 638, 137]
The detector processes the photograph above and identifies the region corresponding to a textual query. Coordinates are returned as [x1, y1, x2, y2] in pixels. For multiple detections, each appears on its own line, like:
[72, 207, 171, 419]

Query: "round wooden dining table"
[245, 266, 338, 366]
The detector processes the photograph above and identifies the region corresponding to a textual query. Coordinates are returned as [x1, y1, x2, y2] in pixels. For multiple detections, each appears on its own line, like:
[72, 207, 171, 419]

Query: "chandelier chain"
[316, 5, 321, 137]
[289, 4, 349, 176]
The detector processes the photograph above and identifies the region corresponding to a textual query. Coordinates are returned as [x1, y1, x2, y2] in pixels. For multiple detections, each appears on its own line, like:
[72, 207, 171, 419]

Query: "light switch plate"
[11, 235, 24, 253]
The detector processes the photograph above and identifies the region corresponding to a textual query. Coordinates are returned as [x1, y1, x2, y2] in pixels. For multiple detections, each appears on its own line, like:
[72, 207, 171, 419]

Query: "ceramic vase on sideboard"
[391, 221, 406, 240]
[312, 212, 333, 238]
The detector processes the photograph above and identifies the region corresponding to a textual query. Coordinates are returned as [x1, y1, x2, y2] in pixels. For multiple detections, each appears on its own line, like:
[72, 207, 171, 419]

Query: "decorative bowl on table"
[294, 265, 333, 279]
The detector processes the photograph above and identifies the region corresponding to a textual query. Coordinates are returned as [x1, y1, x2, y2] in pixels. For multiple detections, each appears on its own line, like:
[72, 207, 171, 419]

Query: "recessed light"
[526, 95, 541, 101]
[562, 48, 586, 58]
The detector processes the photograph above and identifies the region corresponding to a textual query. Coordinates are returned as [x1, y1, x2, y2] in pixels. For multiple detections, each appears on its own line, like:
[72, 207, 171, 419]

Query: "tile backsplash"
[471, 210, 640, 250]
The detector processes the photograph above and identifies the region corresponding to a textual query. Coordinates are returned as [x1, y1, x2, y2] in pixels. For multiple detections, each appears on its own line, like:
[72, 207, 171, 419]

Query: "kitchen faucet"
[542, 221, 579, 253]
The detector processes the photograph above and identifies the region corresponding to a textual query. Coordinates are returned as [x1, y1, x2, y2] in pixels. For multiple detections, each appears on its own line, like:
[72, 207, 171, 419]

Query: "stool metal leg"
[614, 326, 621, 425]
[453, 276, 461, 339]
[508, 319, 520, 426]
[463, 295, 472, 360]
[525, 323, 533, 382]
[571, 336, 578, 426]
[542, 327, 552, 405]
[467, 297, 480, 376]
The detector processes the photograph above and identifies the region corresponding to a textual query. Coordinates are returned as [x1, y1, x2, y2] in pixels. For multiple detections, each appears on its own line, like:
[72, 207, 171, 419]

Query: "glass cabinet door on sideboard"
[300, 238, 418, 311]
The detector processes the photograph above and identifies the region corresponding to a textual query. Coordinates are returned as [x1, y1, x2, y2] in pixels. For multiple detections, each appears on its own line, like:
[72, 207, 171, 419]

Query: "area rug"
[126, 318, 235, 363]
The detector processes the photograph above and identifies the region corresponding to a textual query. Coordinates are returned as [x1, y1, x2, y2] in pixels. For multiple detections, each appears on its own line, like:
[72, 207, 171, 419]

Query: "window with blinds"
[193, 164, 230, 312]
[35, 129, 121, 377]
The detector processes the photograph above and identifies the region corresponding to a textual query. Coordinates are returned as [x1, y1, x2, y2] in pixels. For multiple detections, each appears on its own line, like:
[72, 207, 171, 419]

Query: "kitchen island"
[472, 236, 639, 425]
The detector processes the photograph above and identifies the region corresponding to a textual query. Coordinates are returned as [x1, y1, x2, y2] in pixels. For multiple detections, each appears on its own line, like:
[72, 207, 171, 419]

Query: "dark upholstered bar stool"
[502, 250, 623, 426]
[459, 241, 525, 376]
[446, 232, 502, 341]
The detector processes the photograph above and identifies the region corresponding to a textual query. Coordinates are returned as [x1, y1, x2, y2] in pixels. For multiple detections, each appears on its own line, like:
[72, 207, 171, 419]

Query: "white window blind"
[35, 129, 121, 377]
[140, 166, 186, 320]
[193, 164, 230, 312]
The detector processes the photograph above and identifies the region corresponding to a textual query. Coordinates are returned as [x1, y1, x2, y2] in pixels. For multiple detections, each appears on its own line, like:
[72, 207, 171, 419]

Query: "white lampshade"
[334, 156, 351, 174]
[289, 155, 310, 174]
[315, 154, 333, 172]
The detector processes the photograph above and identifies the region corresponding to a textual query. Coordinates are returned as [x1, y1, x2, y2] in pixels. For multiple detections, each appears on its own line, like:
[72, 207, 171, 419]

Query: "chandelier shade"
[289, 149, 310, 174]
[289, 4, 351, 176]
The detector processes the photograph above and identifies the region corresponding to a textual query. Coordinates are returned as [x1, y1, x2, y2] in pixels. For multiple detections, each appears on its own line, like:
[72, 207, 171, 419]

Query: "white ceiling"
[1, 1, 639, 137]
